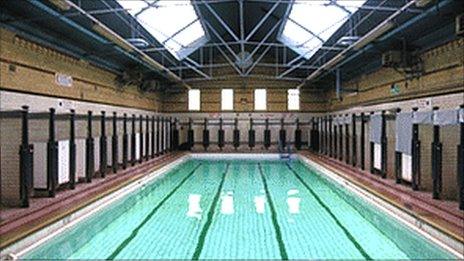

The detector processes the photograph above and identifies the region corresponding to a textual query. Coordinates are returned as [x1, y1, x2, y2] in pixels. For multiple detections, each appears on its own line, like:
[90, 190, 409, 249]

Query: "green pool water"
[23, 159, 456, 260]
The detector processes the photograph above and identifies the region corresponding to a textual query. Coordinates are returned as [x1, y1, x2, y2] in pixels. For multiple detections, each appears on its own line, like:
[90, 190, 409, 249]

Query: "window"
[117, 0, 207, 60]
[254, 89, 267, 111]
[188, 89, 200, 111]
[288, 89, 300, 111]
[279, 0, 366, 60]
[221, 89, 234, 111]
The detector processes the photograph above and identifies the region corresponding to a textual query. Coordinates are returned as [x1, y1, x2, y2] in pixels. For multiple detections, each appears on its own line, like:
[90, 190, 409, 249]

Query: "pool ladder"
[279, 141, 292, 159]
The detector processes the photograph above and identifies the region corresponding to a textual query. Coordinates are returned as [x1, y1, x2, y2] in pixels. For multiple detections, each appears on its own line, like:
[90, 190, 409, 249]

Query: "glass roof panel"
[280, 0, 367, 59]
[117, 0, 206, 60]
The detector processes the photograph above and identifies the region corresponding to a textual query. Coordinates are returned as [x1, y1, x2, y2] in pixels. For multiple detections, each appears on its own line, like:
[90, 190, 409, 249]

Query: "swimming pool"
[14, 156, 459, 259]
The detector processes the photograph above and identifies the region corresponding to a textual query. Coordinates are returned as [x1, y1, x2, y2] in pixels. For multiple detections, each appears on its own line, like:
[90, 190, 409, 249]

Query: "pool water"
[23, 159, 456, 260]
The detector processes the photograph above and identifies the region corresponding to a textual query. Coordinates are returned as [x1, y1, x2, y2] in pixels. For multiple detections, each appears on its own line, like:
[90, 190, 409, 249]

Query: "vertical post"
[334, 118, 338, 159]
[411, 107, 420, 191]
[19, 106, 31, 207]
[100, 111, 107, 178]
[395, 109, 402, 184]
[329, 116, 333, 158]
[233, 118, 240, 150]
[69, 109, 76, 189]
[151, 115, 155, 158]
[123, 113, 128, 169]
[85, 111, 94, 183]
[279, 118, 286, 150]
[188, 118, 193, 150]
[380, 110, 387, 179]
[131, 114, 136, 165]
[345, 114, 349, 164]
[248, 118, 255, 150]
[157, 116, 161, 155]
[169, 117, 173, 151]
[173, 118, 179, 150]
[360, 113, 365, 170]
[324, 116, 328, 155]
[145, 115, 149, 160]
[139, 115, 143, 163]
[338, 117, 342, 160]
[47, 108, 57, 197]
[161, 117, 165, 154]
[351, 113, 357, 167]
[218, 118, 224, 150]
[295, 118, 302, 150]
[431, 107, 442, 199]
[112, 112, 118, 173]
[264, 118, 271, 149]
[202, 118, 209, 151]
[457, 105, 464, 210]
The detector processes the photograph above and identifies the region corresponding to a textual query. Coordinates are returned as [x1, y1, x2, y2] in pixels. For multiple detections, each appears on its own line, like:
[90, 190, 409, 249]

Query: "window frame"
[287, 88, 300, 111]
[221, 88, 234, 111]
[254, 89, 267, 111]
[188, 89, 201, 111]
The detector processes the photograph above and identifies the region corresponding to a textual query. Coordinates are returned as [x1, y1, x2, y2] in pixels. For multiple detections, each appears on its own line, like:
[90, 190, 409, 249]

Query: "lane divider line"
[258, 163, 289, 260]
[286, 162, 372, 260]
[192, 163, 230, 260]
[107, 163, 202, 260]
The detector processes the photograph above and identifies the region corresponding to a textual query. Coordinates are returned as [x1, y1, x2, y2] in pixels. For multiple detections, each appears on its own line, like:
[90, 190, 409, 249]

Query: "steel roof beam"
[202, 0, 240, 42]
[245, 0, 282, 41]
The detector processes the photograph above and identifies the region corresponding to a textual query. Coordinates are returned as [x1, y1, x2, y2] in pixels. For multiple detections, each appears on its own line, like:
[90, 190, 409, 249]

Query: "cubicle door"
[57, 140, 70, 185]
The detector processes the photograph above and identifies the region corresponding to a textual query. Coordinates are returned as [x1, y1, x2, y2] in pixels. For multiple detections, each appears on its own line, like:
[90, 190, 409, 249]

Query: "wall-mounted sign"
[55, 73, 73, 87]
[415, 98, 432, 110]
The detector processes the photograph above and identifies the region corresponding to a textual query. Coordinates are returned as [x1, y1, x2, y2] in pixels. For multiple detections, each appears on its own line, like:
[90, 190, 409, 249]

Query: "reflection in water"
[187, 194, 202, 219]
[254, 195, 266, 214]
[221, 191, 234, 214]
[287, 189, 300, 214]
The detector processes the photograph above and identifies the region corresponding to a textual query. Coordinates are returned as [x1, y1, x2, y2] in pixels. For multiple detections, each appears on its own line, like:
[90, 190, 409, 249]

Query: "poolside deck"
[299, 151, 464, 244]
[0, 152, 186, 249]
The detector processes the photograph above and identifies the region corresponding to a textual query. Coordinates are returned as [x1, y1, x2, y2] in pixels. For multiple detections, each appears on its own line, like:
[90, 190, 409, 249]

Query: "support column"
[19, 106, 32, 207]
[380, 110, 387, 179]
[131, 114, 136, 166]
[139, 115, 143, 163]
[458, 105, 464, 210]
[85, 111, 94, 182]
[47, 108, 57, 197]
[295, 118, 302, 150]
[123, 113, 128, 169]
[431, 107, 442, 199]
[345, 114, 350, 164]
[100, 111, 107, 178]
[360, 113, 365, 170]
[157, 116, 161, 155]
[161, 117, 165, 154]
[145, 115, 150, 161]
[173, 118, 179, 150]
[411, 108, 420, 191]
[112, 112, 118, 173]
[351, 113, 357, 167]
[151, 116, 155, 158]
[69, 109, 76, 189]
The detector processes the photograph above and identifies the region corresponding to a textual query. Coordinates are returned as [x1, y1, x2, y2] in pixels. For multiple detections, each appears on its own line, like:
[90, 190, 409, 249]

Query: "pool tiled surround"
[0, 152, 186, 249]
[299, 152, 463, 244]
[1, 151, 462, 256]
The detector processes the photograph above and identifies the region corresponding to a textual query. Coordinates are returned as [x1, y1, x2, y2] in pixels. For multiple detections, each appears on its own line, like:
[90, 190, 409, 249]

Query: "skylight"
[117, 0, 207, 60]
[279, 0, 366, 60]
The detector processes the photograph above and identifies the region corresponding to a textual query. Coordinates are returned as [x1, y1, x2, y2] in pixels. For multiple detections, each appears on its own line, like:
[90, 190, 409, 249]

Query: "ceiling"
[0, 0, 462, 92]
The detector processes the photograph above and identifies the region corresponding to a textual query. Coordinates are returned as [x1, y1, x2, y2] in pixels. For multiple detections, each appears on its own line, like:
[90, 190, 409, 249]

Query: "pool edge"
[296, 154, 464, 259]
[0, 155, 189, 259]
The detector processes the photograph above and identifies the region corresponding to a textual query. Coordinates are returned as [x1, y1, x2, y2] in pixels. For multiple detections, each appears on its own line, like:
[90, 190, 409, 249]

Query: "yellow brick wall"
[327, 39, 464, 110]
[0, 28, 161, 111]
